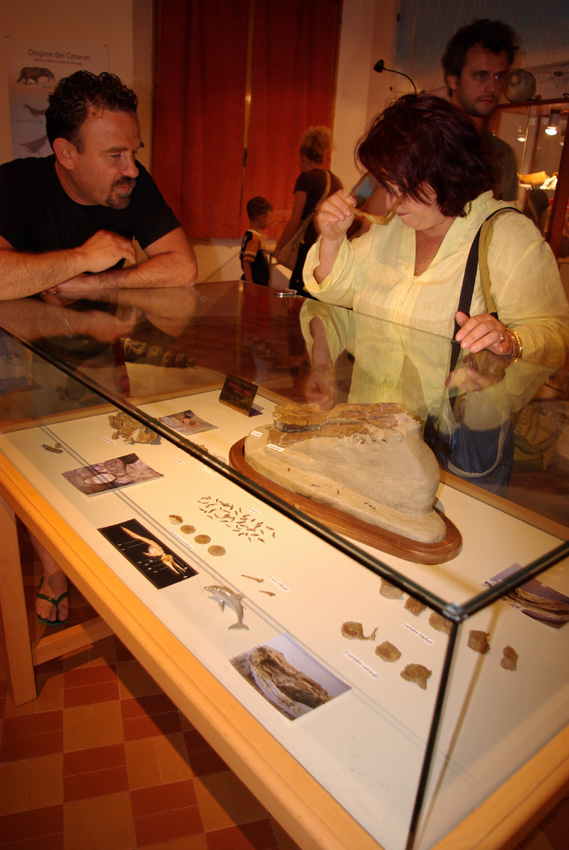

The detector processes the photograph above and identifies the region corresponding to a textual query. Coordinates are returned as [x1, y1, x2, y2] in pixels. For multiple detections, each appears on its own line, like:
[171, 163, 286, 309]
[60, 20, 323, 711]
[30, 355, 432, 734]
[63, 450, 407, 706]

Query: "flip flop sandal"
[36, 577, 70, 626]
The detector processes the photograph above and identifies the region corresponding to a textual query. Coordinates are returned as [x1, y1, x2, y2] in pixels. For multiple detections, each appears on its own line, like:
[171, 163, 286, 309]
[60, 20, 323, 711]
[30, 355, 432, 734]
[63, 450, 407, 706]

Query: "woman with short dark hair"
[357, 94, 492, 217]
[304, 94, 568, 366]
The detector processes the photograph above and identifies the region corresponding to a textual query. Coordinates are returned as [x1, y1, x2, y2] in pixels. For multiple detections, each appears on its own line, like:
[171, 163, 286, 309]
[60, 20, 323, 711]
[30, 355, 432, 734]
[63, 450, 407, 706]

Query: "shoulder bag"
[276, 171, 331, 271]
[425, 206, 522, 488]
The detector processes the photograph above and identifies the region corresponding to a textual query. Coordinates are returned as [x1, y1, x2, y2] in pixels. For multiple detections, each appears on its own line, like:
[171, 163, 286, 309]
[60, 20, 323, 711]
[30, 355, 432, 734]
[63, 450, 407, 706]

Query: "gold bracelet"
[504, 328, 517, 359]
[505, 327, 523, 361]
[511, 328, 523, 360]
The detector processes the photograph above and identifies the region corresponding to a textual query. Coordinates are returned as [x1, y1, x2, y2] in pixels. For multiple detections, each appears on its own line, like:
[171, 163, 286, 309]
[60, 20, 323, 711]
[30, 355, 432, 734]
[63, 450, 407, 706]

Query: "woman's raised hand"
[315, 190, 357, 242]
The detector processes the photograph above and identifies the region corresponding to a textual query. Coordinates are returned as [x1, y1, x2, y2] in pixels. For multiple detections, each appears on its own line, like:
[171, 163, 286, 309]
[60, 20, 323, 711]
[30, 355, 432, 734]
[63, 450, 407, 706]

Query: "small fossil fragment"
[468, 630, 491, 654]
[375, 641, 401, 662]
[208, 545, 226, 557]
[242, 574, 264, 583]
[42, 443, 63, 454]
[429, 612, 452, 635]
[260, 590, 276, 597]
[123, 338, 149, 361]
[401, 663, 432, 690]
[134, 428, 161, 445]
[341, 621, 378, 640]
[169, 514, 183, 525]
[404, 597, 426, 616]
[147, 345, 163, 365]
[379, 579, 403, 599]
[108, 411, 159, 445]
[194, 534, 211, 544]
[180, 524, 196, 534]
[500, 646, 518, 671]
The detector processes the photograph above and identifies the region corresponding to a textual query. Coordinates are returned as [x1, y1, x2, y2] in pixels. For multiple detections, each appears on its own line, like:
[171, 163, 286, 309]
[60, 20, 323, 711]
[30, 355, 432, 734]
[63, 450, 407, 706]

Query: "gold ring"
[498, 330, 506, 344]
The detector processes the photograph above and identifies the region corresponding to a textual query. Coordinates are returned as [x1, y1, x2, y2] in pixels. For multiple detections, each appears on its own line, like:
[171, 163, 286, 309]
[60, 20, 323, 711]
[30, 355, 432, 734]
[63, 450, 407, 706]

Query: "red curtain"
[153, 0, 341, 239]
[153, 0, 249, 237]
[241, 0, 341, 233]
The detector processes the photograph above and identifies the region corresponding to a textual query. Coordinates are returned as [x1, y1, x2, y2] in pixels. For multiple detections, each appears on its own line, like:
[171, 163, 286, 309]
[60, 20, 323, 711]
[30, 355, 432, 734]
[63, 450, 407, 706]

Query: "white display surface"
[1, 390, 568, 850]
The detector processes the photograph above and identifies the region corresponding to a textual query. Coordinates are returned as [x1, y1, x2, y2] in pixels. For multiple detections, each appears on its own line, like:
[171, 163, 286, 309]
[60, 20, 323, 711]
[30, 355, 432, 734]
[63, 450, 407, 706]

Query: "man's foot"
[35, 571, 70, 625]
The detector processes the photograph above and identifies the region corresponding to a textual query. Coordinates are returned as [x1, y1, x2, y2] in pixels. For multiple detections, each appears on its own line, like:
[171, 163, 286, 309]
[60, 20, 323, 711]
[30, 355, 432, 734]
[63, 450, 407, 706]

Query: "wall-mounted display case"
[490, 99, 569, 260]
[0, 282, 568, 850]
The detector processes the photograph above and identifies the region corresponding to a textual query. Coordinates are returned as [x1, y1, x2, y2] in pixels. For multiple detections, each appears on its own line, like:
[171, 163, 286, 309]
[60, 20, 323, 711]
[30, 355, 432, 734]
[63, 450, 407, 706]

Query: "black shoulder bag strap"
[452, 206, 523, 346]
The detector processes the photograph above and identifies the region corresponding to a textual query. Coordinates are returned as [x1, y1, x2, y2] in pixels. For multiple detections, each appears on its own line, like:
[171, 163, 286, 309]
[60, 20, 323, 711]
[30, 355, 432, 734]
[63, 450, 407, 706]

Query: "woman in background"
[275, 126, 342, 293]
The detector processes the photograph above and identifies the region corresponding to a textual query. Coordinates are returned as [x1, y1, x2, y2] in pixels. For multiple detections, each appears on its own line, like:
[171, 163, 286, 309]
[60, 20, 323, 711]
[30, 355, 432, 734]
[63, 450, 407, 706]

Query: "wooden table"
[1, 450, 568, 850]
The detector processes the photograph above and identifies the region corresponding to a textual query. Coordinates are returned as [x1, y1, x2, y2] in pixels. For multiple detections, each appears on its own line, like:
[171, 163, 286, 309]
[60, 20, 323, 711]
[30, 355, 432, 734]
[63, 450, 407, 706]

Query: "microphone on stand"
[373, 59, 417, 94]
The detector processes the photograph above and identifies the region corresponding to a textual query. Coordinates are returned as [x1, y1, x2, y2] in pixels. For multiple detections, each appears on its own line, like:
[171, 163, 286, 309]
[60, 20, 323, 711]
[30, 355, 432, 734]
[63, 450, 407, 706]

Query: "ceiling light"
[545, 111, 560, 136]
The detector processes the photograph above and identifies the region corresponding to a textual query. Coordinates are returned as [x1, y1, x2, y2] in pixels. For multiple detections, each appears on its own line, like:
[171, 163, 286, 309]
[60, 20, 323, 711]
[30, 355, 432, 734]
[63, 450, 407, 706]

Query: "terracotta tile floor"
[0, 627, 305, 850]
[0, 538, 302, 850]
[1, 546, 568, 850]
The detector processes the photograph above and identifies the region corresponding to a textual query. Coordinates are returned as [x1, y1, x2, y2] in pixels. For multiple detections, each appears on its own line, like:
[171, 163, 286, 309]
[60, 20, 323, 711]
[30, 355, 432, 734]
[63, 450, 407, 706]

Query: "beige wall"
[332, 0, 400, 190]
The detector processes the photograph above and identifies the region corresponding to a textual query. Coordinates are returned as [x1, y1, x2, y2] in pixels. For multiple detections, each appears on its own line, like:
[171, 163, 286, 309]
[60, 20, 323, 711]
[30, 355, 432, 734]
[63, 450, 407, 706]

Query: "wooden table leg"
[0, 493, 37, 705]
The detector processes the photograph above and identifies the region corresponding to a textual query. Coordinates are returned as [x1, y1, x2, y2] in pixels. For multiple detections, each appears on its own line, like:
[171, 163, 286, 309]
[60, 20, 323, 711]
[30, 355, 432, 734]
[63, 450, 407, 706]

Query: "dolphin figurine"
[204, 585, 249, 630]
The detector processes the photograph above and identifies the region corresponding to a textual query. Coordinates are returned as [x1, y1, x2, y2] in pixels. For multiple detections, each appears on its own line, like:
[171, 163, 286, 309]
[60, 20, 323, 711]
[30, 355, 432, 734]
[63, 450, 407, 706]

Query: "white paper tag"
[344, 651, 380, 679]
[170, 531, 194, 550]
[401, 621, 434, 645]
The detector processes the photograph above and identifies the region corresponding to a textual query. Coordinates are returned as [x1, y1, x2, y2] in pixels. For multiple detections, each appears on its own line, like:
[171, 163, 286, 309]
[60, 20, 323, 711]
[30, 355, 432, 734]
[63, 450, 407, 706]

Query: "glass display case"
[489, 99, 569, 260]
[0, 282, 568, 850]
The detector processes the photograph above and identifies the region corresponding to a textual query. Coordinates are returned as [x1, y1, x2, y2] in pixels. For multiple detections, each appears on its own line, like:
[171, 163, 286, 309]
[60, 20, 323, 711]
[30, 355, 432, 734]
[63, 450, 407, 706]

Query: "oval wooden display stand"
[230, 438, 462, 565]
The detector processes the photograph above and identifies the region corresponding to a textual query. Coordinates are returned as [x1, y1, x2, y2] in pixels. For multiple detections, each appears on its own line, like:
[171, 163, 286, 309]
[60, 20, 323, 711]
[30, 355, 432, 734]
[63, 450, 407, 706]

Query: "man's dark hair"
[45, 71, 138, 150]
[246, 196, 272, 221]
[442, 19, 518, 96]
[356, 94, 493, 218]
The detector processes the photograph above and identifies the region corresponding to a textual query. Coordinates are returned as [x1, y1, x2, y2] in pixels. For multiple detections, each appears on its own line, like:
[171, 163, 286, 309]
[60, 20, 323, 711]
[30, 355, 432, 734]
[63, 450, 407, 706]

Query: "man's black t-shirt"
[0, 155, 180, 254]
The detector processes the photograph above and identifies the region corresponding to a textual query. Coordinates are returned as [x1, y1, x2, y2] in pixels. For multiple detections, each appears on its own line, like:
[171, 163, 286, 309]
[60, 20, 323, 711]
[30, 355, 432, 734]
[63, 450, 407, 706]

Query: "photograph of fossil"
[62, 453, 163, 495]
[159, 409, 217, 437]
[99, 518, 198, 589]
[231, 634, 350, 720]
[487, 566, 569, 629]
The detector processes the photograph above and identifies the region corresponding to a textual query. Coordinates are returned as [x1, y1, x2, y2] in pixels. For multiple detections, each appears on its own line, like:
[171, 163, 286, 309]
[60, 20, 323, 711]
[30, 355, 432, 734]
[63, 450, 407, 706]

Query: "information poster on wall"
[5, 39, 108, 159]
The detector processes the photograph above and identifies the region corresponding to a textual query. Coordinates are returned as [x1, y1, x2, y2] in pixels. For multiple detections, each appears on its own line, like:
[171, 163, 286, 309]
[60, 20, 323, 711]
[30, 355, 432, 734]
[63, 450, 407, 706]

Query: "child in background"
[240, 196, 273, 286]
